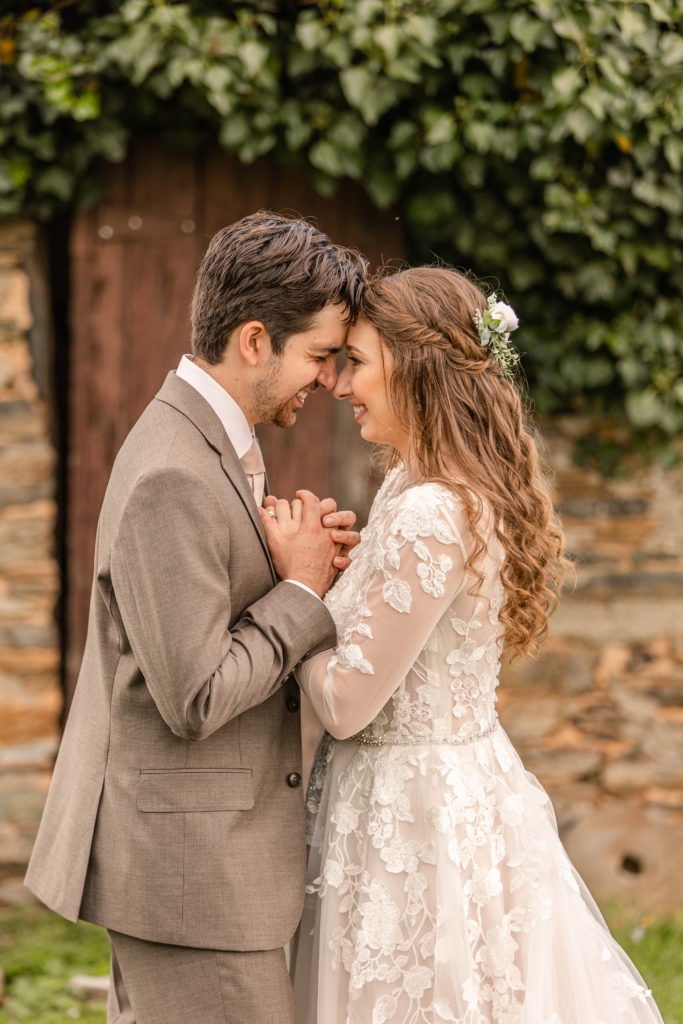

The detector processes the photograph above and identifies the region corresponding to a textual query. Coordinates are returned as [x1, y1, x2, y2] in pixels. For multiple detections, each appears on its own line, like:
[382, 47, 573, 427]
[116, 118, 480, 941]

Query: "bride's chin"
[361, 427, 388, 446]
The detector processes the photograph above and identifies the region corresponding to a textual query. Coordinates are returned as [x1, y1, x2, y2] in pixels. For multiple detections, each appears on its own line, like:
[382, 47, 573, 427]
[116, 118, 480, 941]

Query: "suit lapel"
[155, 372, 276, 581]
[218, 442, 276, 580]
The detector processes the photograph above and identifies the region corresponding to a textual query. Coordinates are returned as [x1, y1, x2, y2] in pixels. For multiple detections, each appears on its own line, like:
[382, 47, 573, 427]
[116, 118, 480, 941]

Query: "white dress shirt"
[176, 355, 321, 603]
[177, 354, 253, 458]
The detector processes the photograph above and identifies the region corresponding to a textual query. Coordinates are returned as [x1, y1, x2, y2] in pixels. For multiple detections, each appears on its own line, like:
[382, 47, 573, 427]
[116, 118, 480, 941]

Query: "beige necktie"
[240, 436, 265, 507]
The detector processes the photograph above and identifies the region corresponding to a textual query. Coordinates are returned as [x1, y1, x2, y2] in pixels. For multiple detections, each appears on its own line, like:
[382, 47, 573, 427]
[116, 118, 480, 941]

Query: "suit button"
[286, 772, 302, 788]
[286, 696, 300, 712]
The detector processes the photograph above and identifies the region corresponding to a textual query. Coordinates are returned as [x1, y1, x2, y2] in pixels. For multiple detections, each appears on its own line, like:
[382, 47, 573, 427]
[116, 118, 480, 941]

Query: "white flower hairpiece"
[473, 294, 520, 381]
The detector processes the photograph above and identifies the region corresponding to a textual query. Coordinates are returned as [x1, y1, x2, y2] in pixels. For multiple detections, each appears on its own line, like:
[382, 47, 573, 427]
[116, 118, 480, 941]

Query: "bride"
[262, 266, 664, 1024]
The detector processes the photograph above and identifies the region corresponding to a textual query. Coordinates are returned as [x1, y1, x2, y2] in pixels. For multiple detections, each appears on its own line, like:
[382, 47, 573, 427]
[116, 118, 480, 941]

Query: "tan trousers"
[107, 930, 295, 1024]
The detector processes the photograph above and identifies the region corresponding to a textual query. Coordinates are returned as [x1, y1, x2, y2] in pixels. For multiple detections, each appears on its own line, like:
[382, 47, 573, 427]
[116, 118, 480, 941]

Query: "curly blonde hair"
[361, 265, 569, 658]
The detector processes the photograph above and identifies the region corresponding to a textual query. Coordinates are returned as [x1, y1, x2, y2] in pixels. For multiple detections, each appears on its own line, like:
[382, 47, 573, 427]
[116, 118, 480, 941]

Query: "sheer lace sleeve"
[298, 486, 468, 740]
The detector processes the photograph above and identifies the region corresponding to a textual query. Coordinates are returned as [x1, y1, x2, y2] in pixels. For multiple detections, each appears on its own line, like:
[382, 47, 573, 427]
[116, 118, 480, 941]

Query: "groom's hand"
[263, 495, 360, 572]
[259, 491, 339, 597]
[319, 497, 360, 571]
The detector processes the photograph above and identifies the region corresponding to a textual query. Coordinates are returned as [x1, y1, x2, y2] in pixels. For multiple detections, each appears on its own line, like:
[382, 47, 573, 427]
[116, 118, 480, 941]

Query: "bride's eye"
[347, 355, 361, 365]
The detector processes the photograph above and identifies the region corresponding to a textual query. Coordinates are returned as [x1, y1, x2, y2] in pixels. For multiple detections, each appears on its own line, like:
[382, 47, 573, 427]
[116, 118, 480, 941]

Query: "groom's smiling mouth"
[293, 385, 318, 409]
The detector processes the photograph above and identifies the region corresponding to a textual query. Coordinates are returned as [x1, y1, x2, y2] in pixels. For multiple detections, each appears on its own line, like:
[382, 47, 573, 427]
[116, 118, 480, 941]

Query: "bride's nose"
[333, 360, 353, 400]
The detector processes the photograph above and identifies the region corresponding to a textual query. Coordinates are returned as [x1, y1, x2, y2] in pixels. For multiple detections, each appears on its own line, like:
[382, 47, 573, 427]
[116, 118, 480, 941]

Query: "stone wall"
[498, 421, 683, 912]
[0, 220, 61, 905]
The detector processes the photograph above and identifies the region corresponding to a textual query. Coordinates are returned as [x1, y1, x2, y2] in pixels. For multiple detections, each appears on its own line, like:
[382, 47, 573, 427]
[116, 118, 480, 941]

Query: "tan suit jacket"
[25, 372, 336, 951]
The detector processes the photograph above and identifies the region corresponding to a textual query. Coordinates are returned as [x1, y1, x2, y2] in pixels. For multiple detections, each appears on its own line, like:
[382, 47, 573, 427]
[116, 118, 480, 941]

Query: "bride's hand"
[318, 497, 360, 571]
[263, 495, 359, 571]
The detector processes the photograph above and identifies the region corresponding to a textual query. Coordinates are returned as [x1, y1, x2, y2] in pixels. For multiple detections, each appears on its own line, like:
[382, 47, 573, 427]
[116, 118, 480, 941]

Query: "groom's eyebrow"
[311, 344, 343, 356]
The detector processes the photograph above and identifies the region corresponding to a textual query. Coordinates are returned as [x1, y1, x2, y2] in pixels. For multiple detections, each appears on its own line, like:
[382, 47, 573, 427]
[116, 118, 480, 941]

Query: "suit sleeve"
[109, 467, 336, 741]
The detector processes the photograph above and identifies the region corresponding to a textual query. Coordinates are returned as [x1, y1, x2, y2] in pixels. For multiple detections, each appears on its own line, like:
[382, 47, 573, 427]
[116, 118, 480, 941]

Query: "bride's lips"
[351, 403, 367, 422]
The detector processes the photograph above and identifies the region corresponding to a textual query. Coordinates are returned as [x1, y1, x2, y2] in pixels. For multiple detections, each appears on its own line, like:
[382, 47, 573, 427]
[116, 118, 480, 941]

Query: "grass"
[607, 906, 683, 1024]
[0, 903, 681, 1021]
[0, 905, 109, 1023]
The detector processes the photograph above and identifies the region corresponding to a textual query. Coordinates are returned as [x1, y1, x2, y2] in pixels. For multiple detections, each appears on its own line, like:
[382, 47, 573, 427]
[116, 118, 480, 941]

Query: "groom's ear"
[236, 320, 273, 366]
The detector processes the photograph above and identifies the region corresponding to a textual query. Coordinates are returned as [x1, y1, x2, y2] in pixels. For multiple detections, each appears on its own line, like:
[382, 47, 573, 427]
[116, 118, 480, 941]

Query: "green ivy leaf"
[339, 65, 397, 125]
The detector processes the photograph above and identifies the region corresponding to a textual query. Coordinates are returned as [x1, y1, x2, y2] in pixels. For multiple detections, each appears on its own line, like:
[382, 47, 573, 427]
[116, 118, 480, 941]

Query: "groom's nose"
[316, 357, 337, 391]
[333, 362, 352, 399]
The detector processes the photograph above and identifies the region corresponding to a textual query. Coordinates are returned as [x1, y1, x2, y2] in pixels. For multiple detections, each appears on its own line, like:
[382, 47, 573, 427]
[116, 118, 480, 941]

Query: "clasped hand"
[259, 491, 360, 598]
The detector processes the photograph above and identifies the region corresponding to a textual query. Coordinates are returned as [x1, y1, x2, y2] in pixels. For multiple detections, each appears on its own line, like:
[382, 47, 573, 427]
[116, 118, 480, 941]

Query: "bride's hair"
[361, 265, 570, 658]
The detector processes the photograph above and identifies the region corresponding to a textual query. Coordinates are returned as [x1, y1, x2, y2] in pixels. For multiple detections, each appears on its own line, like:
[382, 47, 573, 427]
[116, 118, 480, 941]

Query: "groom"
[25, 211, 367, 1024]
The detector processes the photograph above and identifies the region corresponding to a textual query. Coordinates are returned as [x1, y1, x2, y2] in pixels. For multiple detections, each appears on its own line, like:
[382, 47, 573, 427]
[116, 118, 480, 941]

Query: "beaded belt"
[351, 719, 498, 747]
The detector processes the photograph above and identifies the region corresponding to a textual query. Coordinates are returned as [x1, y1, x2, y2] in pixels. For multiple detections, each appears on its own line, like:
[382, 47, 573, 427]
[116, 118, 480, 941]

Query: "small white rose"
[489, 301, 519, 334]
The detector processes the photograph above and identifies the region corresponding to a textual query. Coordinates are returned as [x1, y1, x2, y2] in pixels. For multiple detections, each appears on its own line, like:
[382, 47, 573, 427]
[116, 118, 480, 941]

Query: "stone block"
[570, 692, 621, 739]
[0, 481, 54, 506]
[0, 771, 50, 828]
[0, 737, 59, 769]
[552, 596, 683, 642]
[0, 335, 39, 400]
[578, 570, 683, 598]
[0, 664, 55, 694]
[0, 267, 32, 331]
[0, 511, 56, 567]
[0, 498, 56, 524]
[0, 441, 55, 487]
[641, 786, 683, 810]
[594, 642, 632, 687]
[498, 696, 564, 745]
[0, 623, 58, 648]
[523, 747, 603, 788]
[0, 591, 55, 624]
[3, 569, 59, 600]
[563, 803, 683, 914]
[603, 756, 683, 793]
[0, 686, 61, 744]
[0, 646, 59, 678]
[501, 640, 596, 695]
[550, 781, 602, 832]
[655, 705, 683, 723]
[0, 820, 36, 867]
[612, 687, 660, 722]
[639, 720, 683, 767]
[558, 497, 649, 518]
[0, 400, 45, 443]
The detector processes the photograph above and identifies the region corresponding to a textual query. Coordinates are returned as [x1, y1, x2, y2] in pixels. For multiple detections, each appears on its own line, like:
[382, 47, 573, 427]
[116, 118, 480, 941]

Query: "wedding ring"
[266, 508, 277, 519]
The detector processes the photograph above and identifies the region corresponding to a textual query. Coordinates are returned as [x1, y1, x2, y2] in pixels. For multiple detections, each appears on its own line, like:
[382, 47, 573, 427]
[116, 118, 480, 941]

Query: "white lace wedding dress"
[293, 467, 663, 1024]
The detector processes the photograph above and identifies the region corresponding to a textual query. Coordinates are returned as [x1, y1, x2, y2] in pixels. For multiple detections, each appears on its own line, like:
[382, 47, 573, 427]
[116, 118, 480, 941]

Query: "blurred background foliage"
[1, 0, 682, 451]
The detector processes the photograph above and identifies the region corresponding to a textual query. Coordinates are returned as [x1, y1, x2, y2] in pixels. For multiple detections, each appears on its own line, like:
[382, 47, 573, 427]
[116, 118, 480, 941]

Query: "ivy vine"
[1, 0, 682, 450]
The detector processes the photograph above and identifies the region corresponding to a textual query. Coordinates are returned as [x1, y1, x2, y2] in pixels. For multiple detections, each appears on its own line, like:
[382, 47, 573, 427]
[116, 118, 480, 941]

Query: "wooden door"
[67, 143, 403, 697]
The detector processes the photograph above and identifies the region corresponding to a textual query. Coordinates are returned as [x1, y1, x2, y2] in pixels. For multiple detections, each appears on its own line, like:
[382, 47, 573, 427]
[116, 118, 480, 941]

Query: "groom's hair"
[191, 210, 367, 362]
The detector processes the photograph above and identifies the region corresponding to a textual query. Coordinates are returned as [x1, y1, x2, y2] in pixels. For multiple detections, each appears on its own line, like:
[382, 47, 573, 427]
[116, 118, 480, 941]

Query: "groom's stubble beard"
[250, 356, 316, 428]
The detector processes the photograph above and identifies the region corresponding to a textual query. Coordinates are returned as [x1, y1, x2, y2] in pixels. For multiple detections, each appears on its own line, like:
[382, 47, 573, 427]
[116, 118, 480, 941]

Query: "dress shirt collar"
[176, 354, 253, 459]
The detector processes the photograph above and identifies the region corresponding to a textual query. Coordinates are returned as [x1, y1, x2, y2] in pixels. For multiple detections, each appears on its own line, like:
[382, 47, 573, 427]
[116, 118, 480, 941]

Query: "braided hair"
[361, 265, 569, 658]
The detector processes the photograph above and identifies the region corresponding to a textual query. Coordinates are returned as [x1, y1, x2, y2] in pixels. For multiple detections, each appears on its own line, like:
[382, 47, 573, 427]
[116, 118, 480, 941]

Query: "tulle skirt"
[294, 728, 663, 1024]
